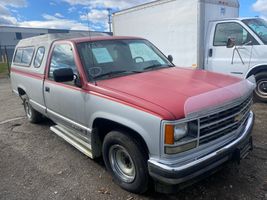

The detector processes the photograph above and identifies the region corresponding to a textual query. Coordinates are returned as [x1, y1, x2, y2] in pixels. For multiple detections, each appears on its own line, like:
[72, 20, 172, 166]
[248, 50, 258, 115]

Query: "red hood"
[90, 67, 241, 120]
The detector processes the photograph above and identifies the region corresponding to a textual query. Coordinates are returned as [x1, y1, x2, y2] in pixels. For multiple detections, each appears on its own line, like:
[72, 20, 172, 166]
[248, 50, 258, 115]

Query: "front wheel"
[102, 131, 149, 194]
[254, 72, 267, 103]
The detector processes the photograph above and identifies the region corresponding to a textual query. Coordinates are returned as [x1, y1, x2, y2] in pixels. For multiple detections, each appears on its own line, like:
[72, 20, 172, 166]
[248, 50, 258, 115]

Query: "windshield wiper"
[93, 70, 128, 80]
[143, 64, 172, 71]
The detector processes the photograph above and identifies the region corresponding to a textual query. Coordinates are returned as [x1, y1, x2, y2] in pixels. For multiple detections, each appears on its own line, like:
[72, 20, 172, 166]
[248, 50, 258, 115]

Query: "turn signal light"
[164, 125, 174, 144]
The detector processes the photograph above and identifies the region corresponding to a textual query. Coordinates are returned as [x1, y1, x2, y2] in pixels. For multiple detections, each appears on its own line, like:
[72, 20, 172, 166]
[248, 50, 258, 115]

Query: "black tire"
[23, 95, 42, 123]
[254, 72, 267, 103]
[102, 130, 149, 194]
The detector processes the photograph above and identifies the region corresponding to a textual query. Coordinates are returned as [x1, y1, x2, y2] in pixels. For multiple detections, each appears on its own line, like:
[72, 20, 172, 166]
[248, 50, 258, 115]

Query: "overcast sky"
[0, 0, 266, 32]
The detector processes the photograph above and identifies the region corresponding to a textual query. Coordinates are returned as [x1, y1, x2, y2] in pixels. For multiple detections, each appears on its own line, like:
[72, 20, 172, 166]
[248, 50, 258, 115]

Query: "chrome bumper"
[148, 111, 254, 187]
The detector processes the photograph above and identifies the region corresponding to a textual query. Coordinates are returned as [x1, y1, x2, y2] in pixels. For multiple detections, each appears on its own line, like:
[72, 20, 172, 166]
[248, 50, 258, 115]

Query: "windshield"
[242, 18, 267, 44]
[77, 39, 173, 81]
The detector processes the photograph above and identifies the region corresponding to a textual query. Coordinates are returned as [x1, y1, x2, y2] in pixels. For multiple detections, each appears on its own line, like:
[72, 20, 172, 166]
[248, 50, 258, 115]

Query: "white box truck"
[113, 0, 267, 102]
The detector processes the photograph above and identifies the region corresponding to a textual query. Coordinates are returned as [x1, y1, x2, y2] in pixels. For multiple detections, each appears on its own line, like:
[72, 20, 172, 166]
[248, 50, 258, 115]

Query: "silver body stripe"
[47, 108, 92, 133]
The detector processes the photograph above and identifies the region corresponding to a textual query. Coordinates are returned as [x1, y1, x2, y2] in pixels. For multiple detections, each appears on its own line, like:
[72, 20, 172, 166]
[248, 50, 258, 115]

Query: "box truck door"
[206, 22, 257, 78]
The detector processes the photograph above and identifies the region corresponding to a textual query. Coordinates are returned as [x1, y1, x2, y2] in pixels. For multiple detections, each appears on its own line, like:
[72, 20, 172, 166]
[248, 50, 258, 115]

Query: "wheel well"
[246, 65, 267, 78]
[17, 87, 26, 96]
[92, 118, 149, 157]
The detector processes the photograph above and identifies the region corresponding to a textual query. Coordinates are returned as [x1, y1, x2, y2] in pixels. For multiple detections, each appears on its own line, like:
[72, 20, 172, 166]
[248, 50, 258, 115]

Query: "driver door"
[206, 22, 258, 78]
[44, 42, 87, 134]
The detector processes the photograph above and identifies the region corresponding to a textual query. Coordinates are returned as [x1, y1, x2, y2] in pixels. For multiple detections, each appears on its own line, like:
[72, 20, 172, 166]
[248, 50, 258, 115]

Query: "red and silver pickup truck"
[10, 34, 255, 193]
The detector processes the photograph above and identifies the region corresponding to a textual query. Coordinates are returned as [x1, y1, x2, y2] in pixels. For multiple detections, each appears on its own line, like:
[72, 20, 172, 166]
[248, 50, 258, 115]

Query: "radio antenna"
[86, 8, 97, 86]
[107, 8, 112, 33]
[86, 8, 92, 38]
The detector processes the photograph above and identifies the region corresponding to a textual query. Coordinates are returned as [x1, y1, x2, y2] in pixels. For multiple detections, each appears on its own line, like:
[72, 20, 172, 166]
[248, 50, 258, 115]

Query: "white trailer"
[113, 0, 267, 102]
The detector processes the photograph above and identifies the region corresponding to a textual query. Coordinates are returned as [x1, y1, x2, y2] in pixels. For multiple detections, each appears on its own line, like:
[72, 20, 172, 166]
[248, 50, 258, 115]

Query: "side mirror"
[53, 68, 74, 82]
[167, 55, 173, 63]
[227, 38, 236, 48]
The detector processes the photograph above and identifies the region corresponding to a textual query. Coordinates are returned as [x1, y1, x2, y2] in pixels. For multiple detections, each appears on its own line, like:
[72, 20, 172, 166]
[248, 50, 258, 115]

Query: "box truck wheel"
[254, 72, 267, 102]
[23, 95, 43, 123]
[102, 130, 149, 194]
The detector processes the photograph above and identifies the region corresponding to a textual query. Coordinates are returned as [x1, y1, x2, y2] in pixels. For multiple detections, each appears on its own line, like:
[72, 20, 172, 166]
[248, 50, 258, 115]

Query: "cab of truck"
[206, 17, 267, 102]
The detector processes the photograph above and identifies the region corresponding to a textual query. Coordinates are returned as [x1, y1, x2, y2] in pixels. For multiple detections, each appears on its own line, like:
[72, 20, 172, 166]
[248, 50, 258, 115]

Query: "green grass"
[0, 62, 9, 76]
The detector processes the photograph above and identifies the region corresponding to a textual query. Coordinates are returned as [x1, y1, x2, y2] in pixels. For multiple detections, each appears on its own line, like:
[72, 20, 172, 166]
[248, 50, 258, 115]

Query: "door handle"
[209, 48, 213, 57]
[230, 72, 243, 75]
[45, 86, 50, 92]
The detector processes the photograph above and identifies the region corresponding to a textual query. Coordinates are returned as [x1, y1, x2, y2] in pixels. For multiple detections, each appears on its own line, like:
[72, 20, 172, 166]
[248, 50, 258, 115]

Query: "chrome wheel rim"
[256, 80, 267, 97]
[24, 101, 32, 119]
[109, 144, 136, 183]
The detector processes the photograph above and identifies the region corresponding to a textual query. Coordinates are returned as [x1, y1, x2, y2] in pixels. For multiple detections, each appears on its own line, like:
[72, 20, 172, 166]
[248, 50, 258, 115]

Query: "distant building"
[0, 26, 110, 63]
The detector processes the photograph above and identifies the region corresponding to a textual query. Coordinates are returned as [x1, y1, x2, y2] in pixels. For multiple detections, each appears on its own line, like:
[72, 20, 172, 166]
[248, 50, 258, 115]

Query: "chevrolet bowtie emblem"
[234, 114, 242, 122]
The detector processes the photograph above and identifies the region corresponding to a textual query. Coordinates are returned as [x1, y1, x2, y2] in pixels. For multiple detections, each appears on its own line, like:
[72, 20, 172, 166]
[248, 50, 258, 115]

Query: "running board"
[50, 125, 93, 158]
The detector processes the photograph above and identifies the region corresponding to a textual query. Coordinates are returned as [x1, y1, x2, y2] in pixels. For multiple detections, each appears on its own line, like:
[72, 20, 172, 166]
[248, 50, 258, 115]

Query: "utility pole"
[107, 8, 112, 33]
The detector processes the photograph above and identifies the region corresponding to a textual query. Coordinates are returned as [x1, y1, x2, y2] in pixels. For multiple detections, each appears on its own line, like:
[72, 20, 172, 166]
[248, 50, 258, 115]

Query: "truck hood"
[93, 67, 242, 120]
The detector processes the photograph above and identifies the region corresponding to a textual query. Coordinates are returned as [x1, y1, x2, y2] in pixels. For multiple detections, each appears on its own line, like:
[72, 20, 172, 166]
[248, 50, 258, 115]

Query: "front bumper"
[148, 111, 254, 190]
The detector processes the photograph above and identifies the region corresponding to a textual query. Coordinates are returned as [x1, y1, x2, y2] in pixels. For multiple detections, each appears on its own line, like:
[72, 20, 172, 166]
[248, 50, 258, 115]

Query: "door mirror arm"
[74, 74, 82, 88]
[242, 40, 252, 46]
[231, 46, 245, 65]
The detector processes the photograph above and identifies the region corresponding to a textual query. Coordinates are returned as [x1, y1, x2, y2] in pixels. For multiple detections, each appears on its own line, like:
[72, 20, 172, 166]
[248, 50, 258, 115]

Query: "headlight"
[164, 120, 198, 154]
[164, 123, 188, 144]
[174, 123, 188, 141]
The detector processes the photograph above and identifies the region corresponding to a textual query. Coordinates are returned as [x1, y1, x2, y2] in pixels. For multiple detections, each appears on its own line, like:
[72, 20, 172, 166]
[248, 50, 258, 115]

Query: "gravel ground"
[0, 77, 266, 200]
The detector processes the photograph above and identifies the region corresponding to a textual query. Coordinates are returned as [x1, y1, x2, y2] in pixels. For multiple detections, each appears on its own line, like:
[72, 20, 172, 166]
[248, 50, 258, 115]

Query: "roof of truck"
[69, 36, 144, 43]
[113, 0, 239, 15]
[16, 33, 143, 47]
[209, 17, 259, 22]
[16, 32, 108, 46]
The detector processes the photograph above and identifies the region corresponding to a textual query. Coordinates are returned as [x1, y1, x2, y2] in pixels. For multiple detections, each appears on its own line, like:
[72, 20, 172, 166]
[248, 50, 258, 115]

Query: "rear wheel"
[102, 130, 149, 194]
[254, 72, 267, 103]
[23, 95, 42, 123]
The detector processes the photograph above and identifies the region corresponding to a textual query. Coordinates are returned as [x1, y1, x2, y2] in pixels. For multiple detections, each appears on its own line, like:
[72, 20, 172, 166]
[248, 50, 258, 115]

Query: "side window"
[214, 23, 256, 46]
[33, 47, 45, 68]
[13, 47, 34, 66]
[14, 49, 23, 63]
[129, 42, 165, 64]
[49, 44, 77, 79]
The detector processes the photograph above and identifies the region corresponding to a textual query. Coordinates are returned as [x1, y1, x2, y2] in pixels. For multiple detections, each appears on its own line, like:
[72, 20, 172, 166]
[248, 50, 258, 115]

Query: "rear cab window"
[13, 47, 35, 67]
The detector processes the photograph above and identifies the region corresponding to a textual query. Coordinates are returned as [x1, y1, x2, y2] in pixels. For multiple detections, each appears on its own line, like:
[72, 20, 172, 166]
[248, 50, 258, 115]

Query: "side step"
[50, 125, 93, 158]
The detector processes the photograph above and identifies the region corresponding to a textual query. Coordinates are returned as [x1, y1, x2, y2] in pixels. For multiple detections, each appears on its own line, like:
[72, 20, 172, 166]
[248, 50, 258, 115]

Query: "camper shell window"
[33, 47, 45, 68]
[13, 47, 35, 67]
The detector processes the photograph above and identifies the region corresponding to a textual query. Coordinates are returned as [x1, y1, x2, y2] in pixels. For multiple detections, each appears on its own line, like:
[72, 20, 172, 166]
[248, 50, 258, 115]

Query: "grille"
[198, 95, 252, 145]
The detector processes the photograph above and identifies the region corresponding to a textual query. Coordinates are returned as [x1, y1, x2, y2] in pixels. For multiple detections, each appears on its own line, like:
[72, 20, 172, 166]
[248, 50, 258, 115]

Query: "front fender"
[246, 64, 267, 78]
[86, 98, 162, 157]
